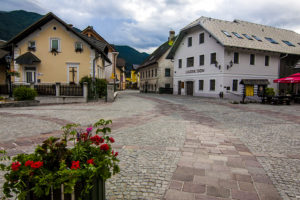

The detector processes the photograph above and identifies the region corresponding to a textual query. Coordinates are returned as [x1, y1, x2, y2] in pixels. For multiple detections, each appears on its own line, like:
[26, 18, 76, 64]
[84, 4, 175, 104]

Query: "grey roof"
[80, 34, 108, 54]
[139, 37, 176, 69]
[15, 52, 41, 65]
[167, 16, 300, 59]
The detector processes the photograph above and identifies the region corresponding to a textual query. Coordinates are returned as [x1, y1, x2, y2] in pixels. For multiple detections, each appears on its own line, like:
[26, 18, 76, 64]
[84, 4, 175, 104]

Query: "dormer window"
[75, 42, 83, 52]
[28, 41, 36, 51]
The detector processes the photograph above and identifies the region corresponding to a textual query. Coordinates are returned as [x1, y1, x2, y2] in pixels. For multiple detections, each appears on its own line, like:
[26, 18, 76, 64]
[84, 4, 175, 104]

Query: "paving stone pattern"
[0, 91, 299, 199]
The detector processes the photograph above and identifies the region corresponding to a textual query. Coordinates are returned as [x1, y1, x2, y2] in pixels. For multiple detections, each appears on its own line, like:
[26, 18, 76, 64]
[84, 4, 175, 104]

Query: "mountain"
[113, 45, 149, 73]
[0, 10, 43, 41]
[0, 10, 149, 74]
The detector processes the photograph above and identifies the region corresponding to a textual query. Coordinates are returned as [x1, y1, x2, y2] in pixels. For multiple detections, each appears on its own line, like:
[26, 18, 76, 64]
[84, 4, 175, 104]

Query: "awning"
[15, 52, 41, 65]
[273, 73, 300, 83]
[240, 79, 269, 85]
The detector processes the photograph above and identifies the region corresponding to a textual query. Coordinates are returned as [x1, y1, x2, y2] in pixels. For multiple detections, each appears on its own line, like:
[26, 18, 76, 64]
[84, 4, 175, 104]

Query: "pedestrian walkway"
[165, 122, 281, 200]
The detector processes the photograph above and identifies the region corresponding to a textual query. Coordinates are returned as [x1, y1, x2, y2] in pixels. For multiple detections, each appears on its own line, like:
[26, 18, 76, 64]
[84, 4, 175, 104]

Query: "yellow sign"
[245, 85, 254, 96]
[110, 73, 115, 79]
[168, 40, 174, 46]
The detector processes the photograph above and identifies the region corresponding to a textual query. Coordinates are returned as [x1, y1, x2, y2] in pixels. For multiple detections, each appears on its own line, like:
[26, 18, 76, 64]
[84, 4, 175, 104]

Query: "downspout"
[277, 54, 288, 94]
[92, 53, 101, 100]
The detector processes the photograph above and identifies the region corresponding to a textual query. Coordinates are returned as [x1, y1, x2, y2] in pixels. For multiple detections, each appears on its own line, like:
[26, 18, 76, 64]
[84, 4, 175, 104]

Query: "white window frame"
[50, 38, 61, 52]
[67, 63, 79, 84]
[75, 42, 83, 50]
[28, 41, 36, 48]
[24, 66, 37, 83]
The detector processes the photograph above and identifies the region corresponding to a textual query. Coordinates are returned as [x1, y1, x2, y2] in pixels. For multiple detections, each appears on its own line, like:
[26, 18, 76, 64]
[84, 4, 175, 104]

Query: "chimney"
[168, 30, 175, 43]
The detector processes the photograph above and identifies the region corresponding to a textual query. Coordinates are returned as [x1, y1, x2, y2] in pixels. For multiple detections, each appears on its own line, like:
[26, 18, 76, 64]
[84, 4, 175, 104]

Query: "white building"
[167, 17, 300, 100]
[138, 31, 175, 93]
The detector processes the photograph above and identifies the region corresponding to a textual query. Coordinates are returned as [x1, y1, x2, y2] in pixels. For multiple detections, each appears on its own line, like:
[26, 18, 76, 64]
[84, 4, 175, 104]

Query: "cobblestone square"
[0, 90, 299, 199]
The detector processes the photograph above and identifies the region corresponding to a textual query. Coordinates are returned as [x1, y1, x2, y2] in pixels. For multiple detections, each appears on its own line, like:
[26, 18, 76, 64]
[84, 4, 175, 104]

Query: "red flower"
[100, 144, 109, 151]
[114, 152, 119, 157]
[25, 160, 34, 167]
[87, 159, 94, 165]
[109, 137, 115, 143]
[81, 132, 89, 141]
[11, 161, 21, 171]
[31, 161, 43, 169]
[91, 135, 104, 145]
[71, 161, 80, 170]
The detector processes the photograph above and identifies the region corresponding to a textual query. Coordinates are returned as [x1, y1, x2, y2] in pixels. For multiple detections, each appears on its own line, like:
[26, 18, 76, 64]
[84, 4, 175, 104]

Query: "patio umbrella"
[273, 73, 300, 83]
[274, 73, 300, 94]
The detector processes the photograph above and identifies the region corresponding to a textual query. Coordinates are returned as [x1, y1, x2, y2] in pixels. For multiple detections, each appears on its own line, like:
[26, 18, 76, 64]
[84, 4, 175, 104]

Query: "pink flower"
[86, 126, 93, 133]
[114, 152, 119, 157]
[31, 161, 43, 169]
[25, 160, 34, 167]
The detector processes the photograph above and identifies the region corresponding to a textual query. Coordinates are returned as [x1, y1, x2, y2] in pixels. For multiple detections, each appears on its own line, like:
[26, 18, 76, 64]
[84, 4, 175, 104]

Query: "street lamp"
[112, 52, 119, 91]
[5, 55, 12, 98]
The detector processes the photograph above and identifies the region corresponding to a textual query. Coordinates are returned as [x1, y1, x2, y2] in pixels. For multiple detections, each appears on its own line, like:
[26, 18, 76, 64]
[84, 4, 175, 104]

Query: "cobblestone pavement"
[0, 91, 299, 199]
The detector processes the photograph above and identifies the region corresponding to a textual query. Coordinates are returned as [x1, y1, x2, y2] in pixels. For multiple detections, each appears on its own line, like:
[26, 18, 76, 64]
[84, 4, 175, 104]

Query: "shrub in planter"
[13, 86, 37, 101]
[265, 87, 275, 97]
[0, 119, 119, 200]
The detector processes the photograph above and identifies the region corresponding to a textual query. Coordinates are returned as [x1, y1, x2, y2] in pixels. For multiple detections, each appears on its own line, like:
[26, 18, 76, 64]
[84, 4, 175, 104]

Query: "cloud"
[2, 0, 300, 53]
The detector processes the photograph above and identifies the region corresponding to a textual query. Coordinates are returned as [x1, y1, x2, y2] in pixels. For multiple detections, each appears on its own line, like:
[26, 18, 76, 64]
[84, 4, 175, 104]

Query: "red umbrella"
[273, 73, 300, 83]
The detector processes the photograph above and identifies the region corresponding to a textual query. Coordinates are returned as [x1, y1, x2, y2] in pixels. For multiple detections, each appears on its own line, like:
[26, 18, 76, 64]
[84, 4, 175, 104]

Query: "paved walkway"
[0, 90, 299, 199]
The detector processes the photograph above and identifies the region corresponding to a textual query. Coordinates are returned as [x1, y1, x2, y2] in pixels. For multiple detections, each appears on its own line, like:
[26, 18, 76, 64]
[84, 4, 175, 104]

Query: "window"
[210, 53, 216, 64]
[165, 83, 170, 88]
[199, 55, 204, 66]
[265, 37, 278, 44]
[25, 67, 36, 83]
[242, 34, 253, 40]
[188, 37, 192, 47]
[265, 55, 270, 66]
[155, 69, 157, 77]
[250, 54, 255, 65]
[178, 59, 182, 68]
[199, 33, 204, 44]
[232, 32, 243, 39]
[199, 80, 204, 90]
[232, 80, 238, 91]
[28, 41, 36, 51]
[75, 42, 83, 51]
[210, 80, 215, 91]
[282, 40, 295, 47]
[221, 30, 232, 37]
[50, 38, 60, 51]
[234, 52, 239, 64]
[165, 68, 170, 77]
[252, 35, 262, 42]
[187, 57, 194, 67]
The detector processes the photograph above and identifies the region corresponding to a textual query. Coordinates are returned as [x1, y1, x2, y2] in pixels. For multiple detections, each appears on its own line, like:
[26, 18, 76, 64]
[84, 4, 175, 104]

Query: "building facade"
[139, 31, 175, 93]
[167, 17, 300, 99]
[3, 12, 110, 84]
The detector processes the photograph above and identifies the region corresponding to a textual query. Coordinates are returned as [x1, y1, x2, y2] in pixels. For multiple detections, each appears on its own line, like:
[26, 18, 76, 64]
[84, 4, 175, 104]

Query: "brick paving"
[0, 91, 299, 199]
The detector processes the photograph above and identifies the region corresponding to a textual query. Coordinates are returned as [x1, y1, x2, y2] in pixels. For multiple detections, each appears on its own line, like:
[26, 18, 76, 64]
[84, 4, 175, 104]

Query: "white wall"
[173, 26, 224, 97]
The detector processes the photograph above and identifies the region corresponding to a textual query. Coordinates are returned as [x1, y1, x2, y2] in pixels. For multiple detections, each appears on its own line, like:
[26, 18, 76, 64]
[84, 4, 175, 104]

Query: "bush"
[265, 87, 275, 96]
[13, 86, 37, 101]
[80, 76, 108, 98]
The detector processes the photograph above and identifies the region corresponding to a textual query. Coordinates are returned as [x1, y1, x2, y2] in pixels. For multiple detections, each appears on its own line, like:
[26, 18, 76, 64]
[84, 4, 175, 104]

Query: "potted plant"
[0, 119, 119, 200]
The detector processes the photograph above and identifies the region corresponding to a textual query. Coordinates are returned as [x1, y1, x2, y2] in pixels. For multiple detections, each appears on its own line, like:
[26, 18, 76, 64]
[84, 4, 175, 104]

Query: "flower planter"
[26, 178, 105, 200]
[0, 119, 119, 200]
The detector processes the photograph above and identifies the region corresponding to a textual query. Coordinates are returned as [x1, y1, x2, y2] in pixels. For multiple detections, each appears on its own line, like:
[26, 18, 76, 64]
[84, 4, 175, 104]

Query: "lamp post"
[112, 52, 119, 91]
[5, 55, 12, 98]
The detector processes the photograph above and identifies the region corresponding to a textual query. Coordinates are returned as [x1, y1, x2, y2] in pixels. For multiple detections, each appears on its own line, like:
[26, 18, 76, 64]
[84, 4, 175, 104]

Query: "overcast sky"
[2, 0, 300, 53]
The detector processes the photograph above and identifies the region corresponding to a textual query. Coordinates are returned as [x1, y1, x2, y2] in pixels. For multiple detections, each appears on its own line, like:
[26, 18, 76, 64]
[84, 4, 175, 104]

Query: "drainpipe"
[92, 53, 101, 100]
[278, 54, 288, 94]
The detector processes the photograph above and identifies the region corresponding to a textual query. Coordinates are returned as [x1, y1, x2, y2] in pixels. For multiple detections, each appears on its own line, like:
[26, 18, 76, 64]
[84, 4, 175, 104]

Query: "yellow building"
[3, 12, 110, 84]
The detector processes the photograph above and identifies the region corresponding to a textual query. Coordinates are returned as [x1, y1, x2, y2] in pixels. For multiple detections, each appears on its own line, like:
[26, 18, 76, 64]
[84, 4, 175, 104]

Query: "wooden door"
[245, 85, 254, 96]
[186, 81, 194, 96]
[178, 81, 181, 95]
